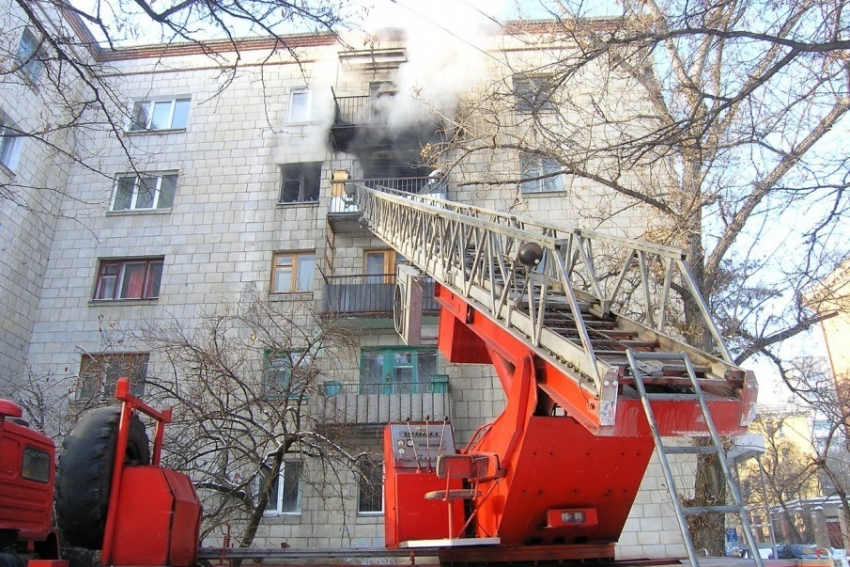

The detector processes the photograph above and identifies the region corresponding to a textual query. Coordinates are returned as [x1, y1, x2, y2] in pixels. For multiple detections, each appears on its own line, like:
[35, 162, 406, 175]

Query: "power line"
[387, 0, 513, 69]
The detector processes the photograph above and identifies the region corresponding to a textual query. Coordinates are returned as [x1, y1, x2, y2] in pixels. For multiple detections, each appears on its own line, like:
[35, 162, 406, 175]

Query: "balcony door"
[364, 250, 406, 284]
[360, 347, 437, 394]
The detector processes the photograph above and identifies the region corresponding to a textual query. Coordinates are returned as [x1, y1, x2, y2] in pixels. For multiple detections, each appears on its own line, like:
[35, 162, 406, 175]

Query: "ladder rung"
[646, 393, 700, 401]
[663, 445, 719, 454]
[683, 505, 742, 516]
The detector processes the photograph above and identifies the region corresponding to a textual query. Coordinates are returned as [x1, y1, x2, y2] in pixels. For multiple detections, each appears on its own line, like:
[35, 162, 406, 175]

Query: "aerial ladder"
[344, 182, 763, 566]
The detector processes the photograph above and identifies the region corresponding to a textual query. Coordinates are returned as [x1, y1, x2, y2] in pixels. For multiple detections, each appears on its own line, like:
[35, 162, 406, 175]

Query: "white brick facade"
[1, 7, 691, 560]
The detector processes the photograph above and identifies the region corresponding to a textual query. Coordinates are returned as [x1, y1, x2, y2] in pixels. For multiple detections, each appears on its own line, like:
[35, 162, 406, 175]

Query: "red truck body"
[0, 400, 55, 546]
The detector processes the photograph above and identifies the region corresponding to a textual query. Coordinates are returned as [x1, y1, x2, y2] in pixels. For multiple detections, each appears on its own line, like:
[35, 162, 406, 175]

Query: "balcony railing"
[322, 273, 440, 316]
[316, 379, 451, 425]
[329, 176, 447, 215]
[333, 95, 371, 127]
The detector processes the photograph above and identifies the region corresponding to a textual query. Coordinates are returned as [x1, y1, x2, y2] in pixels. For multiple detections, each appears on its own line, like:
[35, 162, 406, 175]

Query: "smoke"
[363, 0, 507, 128]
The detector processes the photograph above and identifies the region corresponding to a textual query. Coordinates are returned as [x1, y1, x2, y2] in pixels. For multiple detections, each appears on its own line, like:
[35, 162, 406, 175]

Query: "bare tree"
[136, 292, 370, 547]
[424, 0, 850, 551]
[1, 0, 353, 205]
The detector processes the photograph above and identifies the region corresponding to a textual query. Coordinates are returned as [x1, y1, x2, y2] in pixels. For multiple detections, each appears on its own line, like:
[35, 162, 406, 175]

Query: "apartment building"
[0, 2, 693, 559]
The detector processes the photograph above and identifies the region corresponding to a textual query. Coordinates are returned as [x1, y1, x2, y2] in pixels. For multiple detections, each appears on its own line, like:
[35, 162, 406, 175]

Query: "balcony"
[329, 88, 441, 151]
[328, 176, 446, 232]
[316, 378, 452, 425]
[322, 272, 441, 319]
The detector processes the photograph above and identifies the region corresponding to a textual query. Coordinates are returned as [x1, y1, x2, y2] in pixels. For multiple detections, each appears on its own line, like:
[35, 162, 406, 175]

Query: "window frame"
[278, 162, 321, 204]
[513, 74, 554, 113]
[0, 110, 22, 172]
[359, 347, 439, 395]
[520, 154, 564, 194]
[364, 250, 406, 284]
[356, 455, 384, 515]
[128, 97, 191, 132]
[263, 349, 312, 400]
[260, 459, 303, 516]
[287, 89, 311, 122]
[76, 353, 149, 402]
[111, 172, 178, 212]
[16, 27, 46, 86]
[271, 252, 315, 294]
[93, 257, 164, 301]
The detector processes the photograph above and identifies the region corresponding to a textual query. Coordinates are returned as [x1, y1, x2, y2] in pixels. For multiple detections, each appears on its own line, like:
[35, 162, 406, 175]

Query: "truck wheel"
[55, 407, 150, 549]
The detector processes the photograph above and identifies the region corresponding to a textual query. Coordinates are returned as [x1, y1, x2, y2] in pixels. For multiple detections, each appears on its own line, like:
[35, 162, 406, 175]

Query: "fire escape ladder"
[626, 349, 765, 567]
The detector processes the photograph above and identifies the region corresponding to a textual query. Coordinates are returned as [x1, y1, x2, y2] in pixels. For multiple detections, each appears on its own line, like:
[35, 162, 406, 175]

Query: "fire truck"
[0, 183, 799, 567]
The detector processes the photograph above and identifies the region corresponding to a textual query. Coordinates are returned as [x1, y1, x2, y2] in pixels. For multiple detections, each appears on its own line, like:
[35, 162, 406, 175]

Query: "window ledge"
[0, 162, 15, 178]
[89, 299, 159, 306]
[356, 513, 384, 523]
[125, 128, 187, 136]
[276, 201, 319, 208]
[284, 120, 321, 127]
[520, 191, 566, 197]
[106, 208, 173, 216]
[269, 292, 313, 302]
[261, 513, 302, 524]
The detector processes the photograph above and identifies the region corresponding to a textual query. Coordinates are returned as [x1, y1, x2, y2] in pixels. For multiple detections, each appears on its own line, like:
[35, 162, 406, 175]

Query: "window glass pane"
[0, 130, 20, 170]
[360, 351, 384, 394]
[280, 179, 301, 203]
[113, 177, 135, 210]
[274, 264, 293, 293]
[136, 177, 157, 209]
[303, 163, 321, 201]
[366, 252, 386, 283]
[96, 271, 117, 300]
[145, 261, 163, 298]
[150, 101, 173, 130]
[418, 351, 437, 386]
[280, 461, 302, 513]
[541, 159, 562, 192]
[22, 448, 51, 483]
[358, 457, 383, 513]
[289, 91, 309, 121]
[171, 99, 191, 128]
[130, 102, 150, 131]
[120, 262, 147, 299]
[157, 175, 177, 208]
[296, 255, 314, 291]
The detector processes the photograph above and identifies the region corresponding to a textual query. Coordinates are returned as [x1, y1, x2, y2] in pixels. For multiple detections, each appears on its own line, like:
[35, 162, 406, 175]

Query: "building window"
[16, 28, 46, 85]
[513, 75, 554, 113]
[264, 350, 312, 399]
[360, 348, 438, 394]
[94, 258, 164, 301]
[357, 455, 383, 514]
[272, 252, 314, 294]
[520, 154, 563, 193]
[129, 97, 191, 131]
[111, 173, 177, 211]
[365, 250, 406, 284]
[76, 354, 148, 401]
[279, 163, 321, 203]
[260, 459, 302, 515]
[287, 89, 310, 122]
[0, 111, 22, 171]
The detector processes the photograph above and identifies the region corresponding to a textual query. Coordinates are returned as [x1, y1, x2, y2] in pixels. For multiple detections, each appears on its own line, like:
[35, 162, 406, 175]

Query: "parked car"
[776, 545, 835, 566]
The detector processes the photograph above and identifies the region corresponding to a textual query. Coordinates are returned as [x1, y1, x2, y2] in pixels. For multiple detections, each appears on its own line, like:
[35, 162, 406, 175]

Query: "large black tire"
[55, 407, 150, 549]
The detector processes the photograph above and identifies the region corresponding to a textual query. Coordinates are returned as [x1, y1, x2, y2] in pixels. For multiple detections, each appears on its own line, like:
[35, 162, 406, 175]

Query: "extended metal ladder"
[626, 350, 764, 567]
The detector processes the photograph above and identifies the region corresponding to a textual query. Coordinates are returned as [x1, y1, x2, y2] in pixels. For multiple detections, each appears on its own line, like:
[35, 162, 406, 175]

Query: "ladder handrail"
[349, 183, 736, 377]
[627, 350, 765, 567]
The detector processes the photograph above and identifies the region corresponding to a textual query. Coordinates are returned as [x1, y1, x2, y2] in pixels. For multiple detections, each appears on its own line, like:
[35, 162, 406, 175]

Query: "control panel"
[386, 422, 456, 469]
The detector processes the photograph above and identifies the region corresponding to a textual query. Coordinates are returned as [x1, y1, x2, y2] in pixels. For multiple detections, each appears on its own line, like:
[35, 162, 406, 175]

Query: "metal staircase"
[345, 182, 757, 434]
[626, 350, 765, 567]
